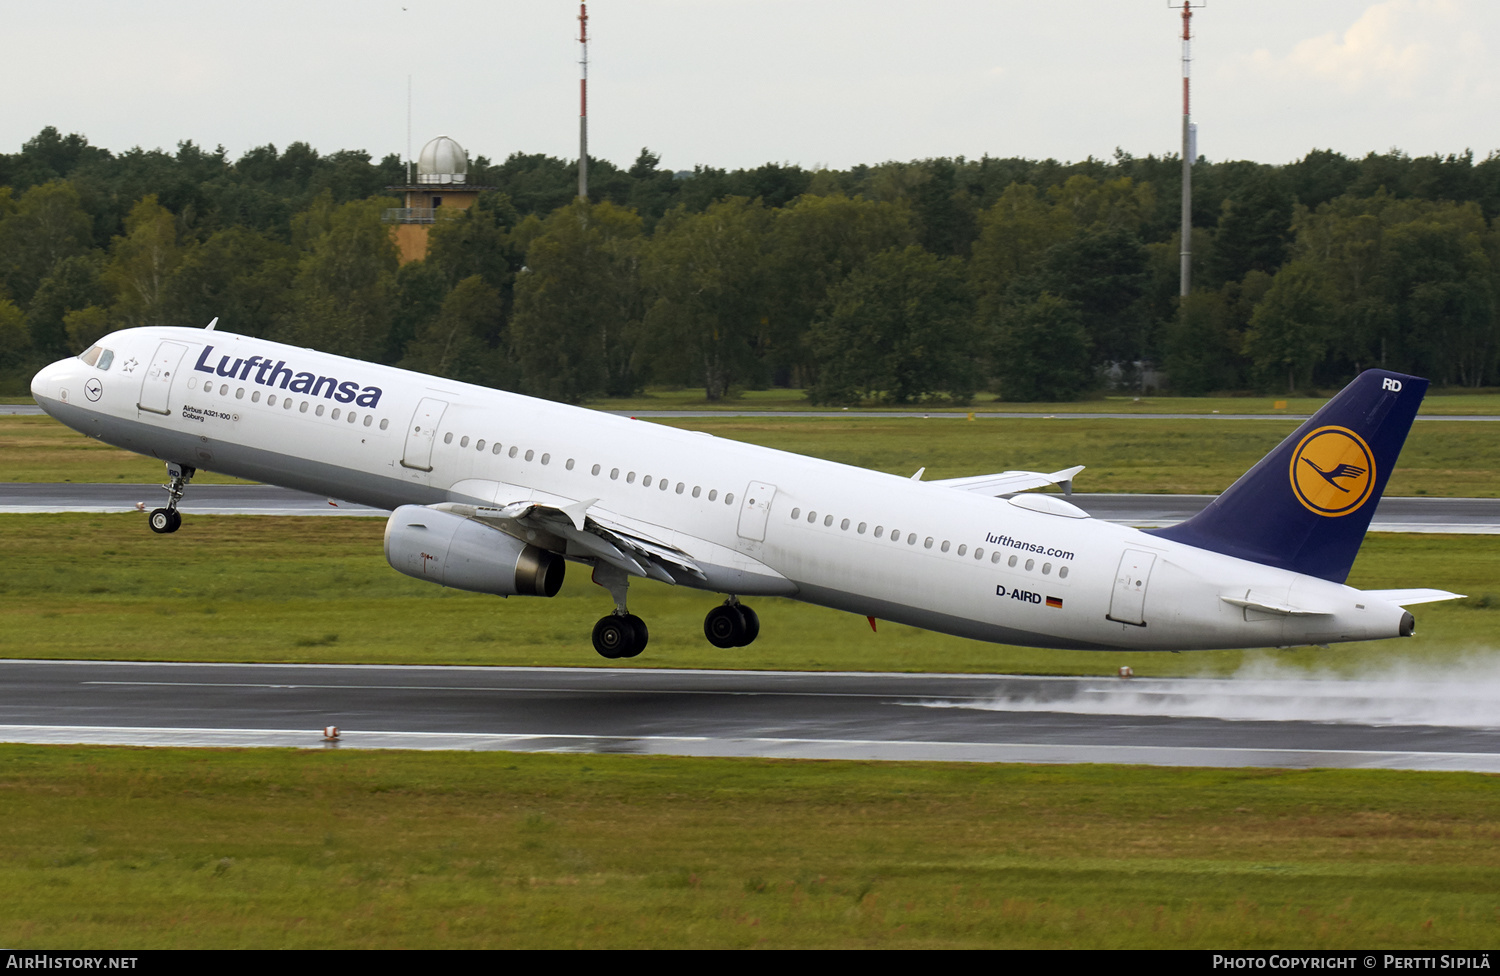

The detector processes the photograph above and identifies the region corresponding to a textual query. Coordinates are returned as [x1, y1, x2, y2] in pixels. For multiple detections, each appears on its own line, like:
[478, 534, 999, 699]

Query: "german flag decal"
[1046, 596, 1063, 609]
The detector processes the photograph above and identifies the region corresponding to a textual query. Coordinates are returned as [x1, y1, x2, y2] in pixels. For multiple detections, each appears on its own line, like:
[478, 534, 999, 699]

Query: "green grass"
[1, 514, 1493, 675]
[5, 412, 1497, 495]
[590, 387, 1500, 415]
[1, 747, 1496, 948]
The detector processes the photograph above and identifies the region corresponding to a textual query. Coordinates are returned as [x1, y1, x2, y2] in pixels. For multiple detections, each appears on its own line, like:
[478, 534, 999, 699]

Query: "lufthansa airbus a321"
[31, 323, 1460, 659]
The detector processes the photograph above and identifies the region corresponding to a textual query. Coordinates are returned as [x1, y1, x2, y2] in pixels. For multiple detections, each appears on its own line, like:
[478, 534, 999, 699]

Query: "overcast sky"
[4, 1, 1496, 172]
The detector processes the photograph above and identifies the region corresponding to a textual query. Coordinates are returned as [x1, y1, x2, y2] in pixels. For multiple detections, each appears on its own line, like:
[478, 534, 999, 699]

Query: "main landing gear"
[704, 599, 760, 649]
[148, 462, 194, 534]
[590, 564, 649, 659]
[589, 565, 762, 659]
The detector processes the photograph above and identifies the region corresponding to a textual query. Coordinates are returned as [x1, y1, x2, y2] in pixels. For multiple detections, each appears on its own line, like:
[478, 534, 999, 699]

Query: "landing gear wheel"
[593, 614, 648, 659]
[148, 508, 181, 534]
[704, 604, 748, 648]
[737, 605, 760, 646]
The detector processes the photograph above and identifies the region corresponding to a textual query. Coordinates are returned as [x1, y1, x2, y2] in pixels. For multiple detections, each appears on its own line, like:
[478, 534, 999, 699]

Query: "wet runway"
[3, 660, 1498, 772]
[4, 483, 1498, 533]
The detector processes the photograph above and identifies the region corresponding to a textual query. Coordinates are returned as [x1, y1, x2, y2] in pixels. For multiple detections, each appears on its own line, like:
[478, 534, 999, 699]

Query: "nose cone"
[31, 357, 79, 415]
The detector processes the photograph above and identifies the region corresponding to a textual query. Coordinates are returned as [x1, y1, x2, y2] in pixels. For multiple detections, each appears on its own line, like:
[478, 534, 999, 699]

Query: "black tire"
[149, 508, 176, 534]
[167, 509, 182, 533]
[704, 605, 747, 648]
[737, 605, 760, 646]
[619, 614, 649, 658]
[592, 616, 633, 659]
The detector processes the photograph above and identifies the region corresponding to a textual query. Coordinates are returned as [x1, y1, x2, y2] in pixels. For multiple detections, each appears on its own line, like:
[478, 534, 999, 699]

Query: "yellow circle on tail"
[1289, 426, 1376, 517]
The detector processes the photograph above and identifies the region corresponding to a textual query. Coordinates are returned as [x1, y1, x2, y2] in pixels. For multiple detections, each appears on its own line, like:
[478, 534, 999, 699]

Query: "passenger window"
[316, 404, 326, 417]
[1042, 563, 1051, 575]
[299, 402, 308, 413]
[957, 544, 966, 556]
[675, 482, 684, 494]
[459, 436, 469, 448]
[708, 490, 717, 501]
[840, 519, 849, 530]
[824, 515, 833, 527]
[509, 447, 518, 458]
[221, 384, 229, 396]
[268, 395, 277, 406]
[659, 479, 668, 491]
[236, 388, 245, 399]
[890, 530, 900, 542]
[857, 522, 866, 534]
[725, 493, 734, 505]
[975, 548, 983, 560]
[627, 472, 636, 484]
[692, 486, 701, 498]
[909, 535, 918, 546]
[643, 475, 653, 487]
[1008, 555, 1018, 567]
[807, 511, 816, 523]
[444, 432, 453, 444]
[493, 443, 502, 455]
[525, 450, 534, 462]
[1059, 566, 1069, 579]
[791, 508, 801, 520]
[940, 540, 950, 552]
[592, 464, 601, 475]
[1025, 559, 1035, 571]
[251, 391, 261, 403]
[332, 408, 341, 420]
[380, 419, 389, 430]
[542, 454, 550, 465]
[347, 411, 357, 424]
[874, 526, 884, 538]
[284, 399, 294, 410]
[364, 415, 372, 427]
[611, 468, 620, 480]
[476, 439, 485, 451]
[567, 459, 576, 471]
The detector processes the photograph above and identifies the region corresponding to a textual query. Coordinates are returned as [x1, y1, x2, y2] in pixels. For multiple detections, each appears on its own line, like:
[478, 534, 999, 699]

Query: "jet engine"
[384, 505, 565, 597]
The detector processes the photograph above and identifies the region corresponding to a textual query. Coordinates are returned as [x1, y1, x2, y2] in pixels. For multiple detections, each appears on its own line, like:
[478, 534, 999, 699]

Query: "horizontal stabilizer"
[934, 465, 1084, 497]
[1360, 588, 1465, 607]
[1220, 595, 1333, 617]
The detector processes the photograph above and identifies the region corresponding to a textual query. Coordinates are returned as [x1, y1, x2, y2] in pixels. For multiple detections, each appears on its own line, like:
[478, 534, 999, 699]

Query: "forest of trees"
[3, 125, 1499, 402]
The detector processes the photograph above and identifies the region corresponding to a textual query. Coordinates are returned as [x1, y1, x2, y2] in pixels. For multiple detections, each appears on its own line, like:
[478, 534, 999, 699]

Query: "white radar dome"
[416, 135, 468, 184]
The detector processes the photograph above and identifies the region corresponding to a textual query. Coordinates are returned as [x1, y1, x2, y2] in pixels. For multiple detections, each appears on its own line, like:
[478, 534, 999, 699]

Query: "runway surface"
[4, 403, 1497, 420]
[3, 660, 1498, 771]
[4, 483, 1498, 533]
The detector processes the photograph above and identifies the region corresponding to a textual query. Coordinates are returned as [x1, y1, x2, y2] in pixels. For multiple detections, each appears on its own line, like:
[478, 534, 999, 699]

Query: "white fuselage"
[31, 327, 1413, 651]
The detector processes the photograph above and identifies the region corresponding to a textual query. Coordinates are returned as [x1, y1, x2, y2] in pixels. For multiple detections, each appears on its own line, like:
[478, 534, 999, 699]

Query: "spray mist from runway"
[920, 655, 1500, 729]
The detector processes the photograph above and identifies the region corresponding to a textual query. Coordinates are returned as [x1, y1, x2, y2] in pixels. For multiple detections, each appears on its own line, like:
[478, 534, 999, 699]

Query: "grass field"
[3, 412, 1497, 496]
[0, 514, 1494, 675]
[2, 747, 1497, 948]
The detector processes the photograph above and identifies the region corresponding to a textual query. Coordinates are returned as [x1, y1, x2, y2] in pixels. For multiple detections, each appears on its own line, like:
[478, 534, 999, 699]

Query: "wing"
[435, 498, 708, 585]
[930, 464, 1085, 497]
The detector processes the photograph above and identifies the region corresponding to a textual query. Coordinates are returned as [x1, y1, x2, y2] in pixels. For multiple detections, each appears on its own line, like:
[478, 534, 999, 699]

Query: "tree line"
[3, 125, 1500, 401]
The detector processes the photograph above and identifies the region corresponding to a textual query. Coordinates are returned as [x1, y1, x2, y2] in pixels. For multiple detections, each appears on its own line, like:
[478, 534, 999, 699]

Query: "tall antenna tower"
[578, 2, 589, 200]
[1170, 2, 1202, 297]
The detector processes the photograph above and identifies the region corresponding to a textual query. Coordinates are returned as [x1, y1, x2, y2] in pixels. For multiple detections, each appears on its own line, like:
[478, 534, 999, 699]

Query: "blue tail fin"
[1146, 370, 1427, 583]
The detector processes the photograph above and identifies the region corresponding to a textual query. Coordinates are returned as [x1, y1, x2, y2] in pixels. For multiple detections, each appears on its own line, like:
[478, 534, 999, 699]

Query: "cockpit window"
[77, 346, 114, 370]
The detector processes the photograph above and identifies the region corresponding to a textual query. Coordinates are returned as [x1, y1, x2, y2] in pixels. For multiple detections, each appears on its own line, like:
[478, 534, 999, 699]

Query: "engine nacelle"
[384, 505, 565, 597]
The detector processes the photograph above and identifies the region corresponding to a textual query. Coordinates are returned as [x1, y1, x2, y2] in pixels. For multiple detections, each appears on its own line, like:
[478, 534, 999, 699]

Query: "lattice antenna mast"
[578, 3, 589, 200]
[1169, 1, 1202, 297]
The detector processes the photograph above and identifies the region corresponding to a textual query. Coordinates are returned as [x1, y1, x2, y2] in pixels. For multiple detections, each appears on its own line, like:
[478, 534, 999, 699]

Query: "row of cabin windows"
[200, 380, 391, 431]
[786, 505, 1071, 579]
[438, 432, 738, 507]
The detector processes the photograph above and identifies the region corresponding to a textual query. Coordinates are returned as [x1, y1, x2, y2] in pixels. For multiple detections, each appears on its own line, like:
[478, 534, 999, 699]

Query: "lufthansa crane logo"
[1289, 425, 1376, 517]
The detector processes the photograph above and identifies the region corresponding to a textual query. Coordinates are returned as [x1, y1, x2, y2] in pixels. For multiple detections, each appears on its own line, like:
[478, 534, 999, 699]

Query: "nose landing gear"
[148, 462, 194, 534]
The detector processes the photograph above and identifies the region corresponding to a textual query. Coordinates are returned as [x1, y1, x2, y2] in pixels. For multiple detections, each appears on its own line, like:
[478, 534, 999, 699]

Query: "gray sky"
[5, 1, 1496, 171]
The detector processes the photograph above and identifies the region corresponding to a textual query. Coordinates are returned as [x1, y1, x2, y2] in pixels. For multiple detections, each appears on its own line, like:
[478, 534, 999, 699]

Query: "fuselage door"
[1107, 549, 1157, 626]
[137, 341, 189, 415]
[400, 397, 449, 472]
[737, 481, 777, 542]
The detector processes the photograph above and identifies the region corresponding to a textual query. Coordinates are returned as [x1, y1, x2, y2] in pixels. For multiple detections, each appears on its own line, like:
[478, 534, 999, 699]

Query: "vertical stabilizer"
[1147, 370, 1427, 583]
